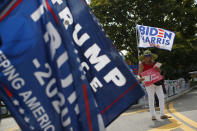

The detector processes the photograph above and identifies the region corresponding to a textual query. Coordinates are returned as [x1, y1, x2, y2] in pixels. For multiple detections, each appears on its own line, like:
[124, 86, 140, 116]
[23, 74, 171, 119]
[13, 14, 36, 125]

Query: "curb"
[129, 85, 197, 110]
[166, 88, 193, 103]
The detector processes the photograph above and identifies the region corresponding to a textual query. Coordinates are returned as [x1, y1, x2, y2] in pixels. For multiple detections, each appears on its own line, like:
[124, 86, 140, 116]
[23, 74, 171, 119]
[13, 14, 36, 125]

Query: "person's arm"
[138, 63, 144, 82]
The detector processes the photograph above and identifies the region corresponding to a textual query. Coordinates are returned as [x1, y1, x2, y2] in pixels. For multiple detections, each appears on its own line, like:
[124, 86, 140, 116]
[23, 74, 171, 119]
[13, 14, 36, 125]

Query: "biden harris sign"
[137, 25, 175, 51]
[0, 0, 144, 130]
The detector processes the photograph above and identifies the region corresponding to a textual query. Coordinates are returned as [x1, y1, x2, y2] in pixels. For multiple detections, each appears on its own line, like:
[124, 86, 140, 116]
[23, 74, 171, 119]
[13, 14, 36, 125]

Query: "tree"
[90, 0, 197, 79]
[90, 0, 139, 63]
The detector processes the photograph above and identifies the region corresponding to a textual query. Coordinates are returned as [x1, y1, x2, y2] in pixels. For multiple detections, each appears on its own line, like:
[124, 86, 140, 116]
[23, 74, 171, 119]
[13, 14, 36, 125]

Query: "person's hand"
[137, 75, 144, 82]
[138, 78, 145, 82]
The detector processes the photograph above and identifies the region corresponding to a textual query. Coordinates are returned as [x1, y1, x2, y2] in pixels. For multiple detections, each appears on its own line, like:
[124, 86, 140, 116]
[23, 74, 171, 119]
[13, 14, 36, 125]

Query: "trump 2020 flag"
[137, 25, 175, 51]
[0, 0, 144, 130]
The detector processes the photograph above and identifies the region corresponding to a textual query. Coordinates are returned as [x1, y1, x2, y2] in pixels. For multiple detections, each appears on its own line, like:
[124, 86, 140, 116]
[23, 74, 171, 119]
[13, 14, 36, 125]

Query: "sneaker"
[160, 115, 171, 119]
[155, 107, 160, 111]
[152, 116, 156, 120]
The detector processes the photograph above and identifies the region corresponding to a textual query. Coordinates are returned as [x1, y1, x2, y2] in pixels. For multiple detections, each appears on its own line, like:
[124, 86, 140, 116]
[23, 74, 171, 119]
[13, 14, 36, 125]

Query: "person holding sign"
[138, 50, 171, 120]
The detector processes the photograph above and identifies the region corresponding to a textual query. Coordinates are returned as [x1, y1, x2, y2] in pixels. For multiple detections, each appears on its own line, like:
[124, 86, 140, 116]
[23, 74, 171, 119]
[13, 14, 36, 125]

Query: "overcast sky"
[86, 0, 90, 3]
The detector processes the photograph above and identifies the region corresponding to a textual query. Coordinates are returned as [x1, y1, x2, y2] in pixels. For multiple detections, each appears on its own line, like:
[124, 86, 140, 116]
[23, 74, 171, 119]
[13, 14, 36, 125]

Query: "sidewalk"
[0, 117, 19, 131]
[107, 86, 197, 131]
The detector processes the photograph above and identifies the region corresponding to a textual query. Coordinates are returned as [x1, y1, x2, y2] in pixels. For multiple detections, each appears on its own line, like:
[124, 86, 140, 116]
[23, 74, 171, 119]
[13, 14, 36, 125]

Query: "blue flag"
[129, 65, 138, 76]
[0, 0, 144, 130]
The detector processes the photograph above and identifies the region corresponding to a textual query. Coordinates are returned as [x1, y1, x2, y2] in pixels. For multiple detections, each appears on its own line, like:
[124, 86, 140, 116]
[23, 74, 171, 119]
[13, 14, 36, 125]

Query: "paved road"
[0, 117, 19, 131]
[107, 88, 197, 131]
[1, 88, 197, 131]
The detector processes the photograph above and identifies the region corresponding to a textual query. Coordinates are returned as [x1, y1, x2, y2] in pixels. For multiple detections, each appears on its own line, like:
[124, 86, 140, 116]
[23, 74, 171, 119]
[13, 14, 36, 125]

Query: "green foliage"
[90, 0, 197, 79]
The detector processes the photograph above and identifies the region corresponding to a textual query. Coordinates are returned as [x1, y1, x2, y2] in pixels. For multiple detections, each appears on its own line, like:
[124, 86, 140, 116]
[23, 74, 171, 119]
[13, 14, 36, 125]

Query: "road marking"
[4, 126, 20, 131]
[169, 102, 197, 129]
[121, 107, 161, 117]
[148, 104, 195, 131]
[121, 108, 149, 116]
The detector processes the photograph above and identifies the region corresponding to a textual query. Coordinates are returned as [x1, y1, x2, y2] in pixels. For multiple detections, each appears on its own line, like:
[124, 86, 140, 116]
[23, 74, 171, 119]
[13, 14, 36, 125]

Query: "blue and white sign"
[0, 0, 144, 130]
[137, 25, 175, 51]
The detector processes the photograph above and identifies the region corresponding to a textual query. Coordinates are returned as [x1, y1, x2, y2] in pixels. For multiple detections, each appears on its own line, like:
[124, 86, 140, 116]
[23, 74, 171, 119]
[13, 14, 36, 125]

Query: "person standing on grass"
[138, 50, 171, 120]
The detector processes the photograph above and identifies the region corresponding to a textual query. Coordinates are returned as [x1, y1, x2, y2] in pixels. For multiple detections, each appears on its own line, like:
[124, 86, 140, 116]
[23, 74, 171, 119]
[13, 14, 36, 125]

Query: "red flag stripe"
[82, 84, 93, 131]
[100, 82, 138, 114]
[0, 0, 23, 22]
[1, 83, 13, 97]
[45, 0, 59, 24]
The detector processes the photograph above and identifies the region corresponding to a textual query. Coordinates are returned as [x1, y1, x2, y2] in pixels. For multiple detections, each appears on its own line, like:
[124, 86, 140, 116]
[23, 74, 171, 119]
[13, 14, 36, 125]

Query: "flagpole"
[135, 24, 140, 64]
